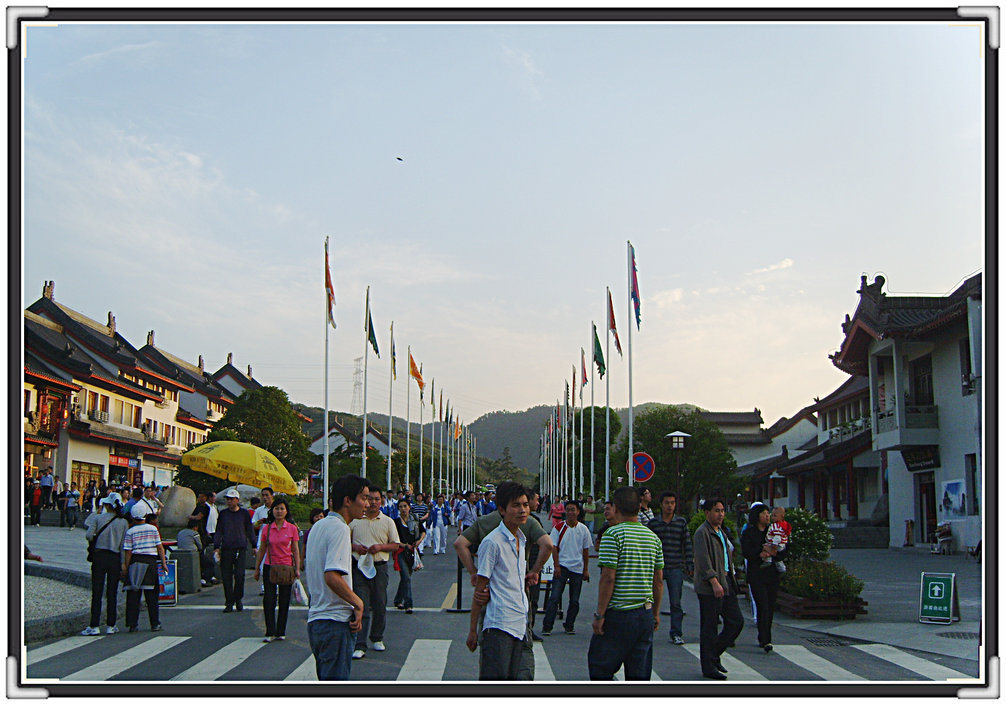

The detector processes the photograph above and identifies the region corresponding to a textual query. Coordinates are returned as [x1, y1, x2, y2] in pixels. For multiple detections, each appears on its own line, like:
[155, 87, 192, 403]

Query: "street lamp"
[665, 431, 691, 499]
[768, 470, 784, 503]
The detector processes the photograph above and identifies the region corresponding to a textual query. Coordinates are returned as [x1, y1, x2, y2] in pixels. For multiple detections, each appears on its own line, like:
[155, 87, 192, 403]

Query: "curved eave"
[832, 318, 881, 372]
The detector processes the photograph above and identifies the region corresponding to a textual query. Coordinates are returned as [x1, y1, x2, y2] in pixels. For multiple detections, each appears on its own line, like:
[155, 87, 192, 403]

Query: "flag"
[390, 324, 396, 379]
[454, 419, 462, 440]
[324, 237, 336, 329]
[629, 241, 641, 330]
[365, 291, 380, 357]
[409, 352, 424, 392]
[446, 401, 452, 429]
[418, 364, 425, 401]
[592, 323, 606, 378]
[581, 348, 588, 387]
[607, 288, 623, 357]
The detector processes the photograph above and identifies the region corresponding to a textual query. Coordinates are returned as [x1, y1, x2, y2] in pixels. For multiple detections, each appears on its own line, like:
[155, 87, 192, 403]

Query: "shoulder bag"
[86, 515, 115, 562]
[265, 523, 296, 585]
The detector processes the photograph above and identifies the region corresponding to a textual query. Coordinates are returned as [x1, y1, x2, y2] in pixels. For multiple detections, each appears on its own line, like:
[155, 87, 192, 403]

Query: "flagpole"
[405, 344, 411, 495]
[430, 381, 436, 497]
[438, 404, 444, 495]
[323, 240, 330, 510]
[626, 241, 635, 487]
[362, 286, 371, 480]
[605, 288, 611, 502]
[562, 391, 567, 498]
[387, 321, 394, 492]
[590, 323, 596, 500]
[579, 352, 585, 499]
[417, 365, 423, 495]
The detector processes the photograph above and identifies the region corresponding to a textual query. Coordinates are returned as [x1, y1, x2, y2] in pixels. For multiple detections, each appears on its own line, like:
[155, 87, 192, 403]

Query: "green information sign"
[919, 572, 960, 624]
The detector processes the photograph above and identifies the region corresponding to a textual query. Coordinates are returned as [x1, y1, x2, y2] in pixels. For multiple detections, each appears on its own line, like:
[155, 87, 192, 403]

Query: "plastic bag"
[291, 578, 308, 606]
[413, 552, 424, 572]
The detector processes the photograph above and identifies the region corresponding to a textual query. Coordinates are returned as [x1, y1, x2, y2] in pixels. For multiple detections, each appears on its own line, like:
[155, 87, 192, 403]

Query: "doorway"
[917, 472, 937, 543]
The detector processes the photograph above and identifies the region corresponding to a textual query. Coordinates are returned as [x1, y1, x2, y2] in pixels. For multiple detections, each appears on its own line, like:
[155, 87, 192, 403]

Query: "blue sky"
[20, 19, 985, 430]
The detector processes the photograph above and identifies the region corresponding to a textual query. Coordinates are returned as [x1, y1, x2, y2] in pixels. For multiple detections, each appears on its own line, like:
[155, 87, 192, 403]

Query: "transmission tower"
[350, 357, 364, 415]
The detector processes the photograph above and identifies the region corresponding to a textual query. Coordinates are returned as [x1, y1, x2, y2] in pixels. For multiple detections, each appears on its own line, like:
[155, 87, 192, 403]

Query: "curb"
[23, 563, 126, 644]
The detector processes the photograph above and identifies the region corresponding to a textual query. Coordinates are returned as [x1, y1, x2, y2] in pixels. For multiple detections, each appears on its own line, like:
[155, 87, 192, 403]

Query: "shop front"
[109, 453, 143, 486]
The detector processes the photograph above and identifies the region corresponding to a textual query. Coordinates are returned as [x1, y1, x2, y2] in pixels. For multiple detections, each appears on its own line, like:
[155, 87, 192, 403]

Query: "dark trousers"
[697, 592, 744, 675]
[479, 628, 534, 680]
[29, 504, 41, 525]
[262, 564, 293, 637]
[41, 486, 52, 509]
[587, 607, 655, 680]
[89, 550, 121, 628]
[58, 503, 67, 526]
[66, 506, 79, 529]
[748, 576, 779, 647]
[308, 619, 355, 680]
[394, 561, 414, 609]
[352, 562, 389, 652]
[543, 566, 583, 632]
[125, 560, 160, 628]
[219, 547, 247, 606]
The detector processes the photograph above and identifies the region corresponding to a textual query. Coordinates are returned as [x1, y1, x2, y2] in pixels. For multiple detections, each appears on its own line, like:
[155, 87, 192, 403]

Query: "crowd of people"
[29, 466, 791, 682]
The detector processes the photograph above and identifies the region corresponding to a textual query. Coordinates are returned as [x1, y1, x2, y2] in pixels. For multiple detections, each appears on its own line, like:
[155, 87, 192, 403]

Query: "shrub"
[273, 493, 323, 527]
[779, 558, 865, 602]
[783, 506, 833, 561]
[687, 511, 738, 541]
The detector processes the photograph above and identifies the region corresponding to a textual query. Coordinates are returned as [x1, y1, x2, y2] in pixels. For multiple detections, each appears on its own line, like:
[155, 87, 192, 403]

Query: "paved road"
[20, 533, 982, 684]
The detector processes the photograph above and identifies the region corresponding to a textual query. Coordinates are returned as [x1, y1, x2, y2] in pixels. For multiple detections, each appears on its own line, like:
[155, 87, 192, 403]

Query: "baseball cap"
[131, 503, 151, 520]
[223, 488, 241, 499]
[357, 553, 377, 580]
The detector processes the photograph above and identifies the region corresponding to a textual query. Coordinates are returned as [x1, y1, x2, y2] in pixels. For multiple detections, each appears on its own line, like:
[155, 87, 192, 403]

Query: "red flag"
[409, 352, 425, 393]
[581, 348, 588, 387]
[608, 288, 623, 357]
[629, 241, 641, 330]
[325, 238, 336, 329]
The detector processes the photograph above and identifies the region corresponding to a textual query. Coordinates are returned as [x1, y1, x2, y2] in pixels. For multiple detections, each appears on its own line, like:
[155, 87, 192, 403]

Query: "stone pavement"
[19, 525, 985, 662]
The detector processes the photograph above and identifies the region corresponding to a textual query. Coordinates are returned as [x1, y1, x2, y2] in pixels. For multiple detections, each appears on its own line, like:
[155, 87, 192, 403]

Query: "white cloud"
[748, 257, 795, 275]
[650, 288, 685, 309]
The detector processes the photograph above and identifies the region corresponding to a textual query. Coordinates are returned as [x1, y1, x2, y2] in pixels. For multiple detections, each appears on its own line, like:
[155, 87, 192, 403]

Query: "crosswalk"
[25, 634, 976, 682]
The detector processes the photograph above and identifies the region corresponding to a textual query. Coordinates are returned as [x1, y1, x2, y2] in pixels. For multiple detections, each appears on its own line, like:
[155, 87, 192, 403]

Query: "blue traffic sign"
[627, 452, 656, 483]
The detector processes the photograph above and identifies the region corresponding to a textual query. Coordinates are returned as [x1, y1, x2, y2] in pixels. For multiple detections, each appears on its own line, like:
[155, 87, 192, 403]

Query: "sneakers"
[352, 649, 365, 660]
[763, 643, 773, 653]
[775, 561, 787, 574]
[372, 641, 386, 652]
[263, 636, 274, 643]
[563, 627, 576, 635]
[151, 624, 163, 632]
[106, 625, 119, 635]
[274, 636, 285, 641]
[671, 635, 685, 645]
[211, 577, 219, 584]
[80, 626, 101, 636]
[201, 579, 208, 587]
[405, 608, 413, 614]
[541, 629, 552, 636]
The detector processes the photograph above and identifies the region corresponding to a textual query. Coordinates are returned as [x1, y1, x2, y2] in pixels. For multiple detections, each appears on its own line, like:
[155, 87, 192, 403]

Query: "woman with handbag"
[392, 499, 426, 614]
[253, 498, 300, 642]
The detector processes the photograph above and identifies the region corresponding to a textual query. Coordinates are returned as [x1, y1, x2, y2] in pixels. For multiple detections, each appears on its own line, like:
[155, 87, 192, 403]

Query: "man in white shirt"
[542, 500, 593, 636]
[349, 487, 400, 659]
[306, 475, 369, 680]
[205, 491, 218, 537]
[465, 483, 535, 680]
[251, 487, 274, 595]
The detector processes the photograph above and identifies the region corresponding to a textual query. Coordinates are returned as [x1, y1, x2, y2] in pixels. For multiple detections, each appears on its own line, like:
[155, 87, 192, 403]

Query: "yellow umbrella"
[181, 441, 298, 495]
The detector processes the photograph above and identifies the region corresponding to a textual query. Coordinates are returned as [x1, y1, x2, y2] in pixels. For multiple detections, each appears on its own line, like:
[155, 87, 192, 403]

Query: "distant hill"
[294, 401, 703, 476]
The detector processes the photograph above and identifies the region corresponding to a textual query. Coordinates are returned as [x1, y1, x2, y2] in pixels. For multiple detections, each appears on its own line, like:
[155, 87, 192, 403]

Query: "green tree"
[612, 406, 741, 516]
[173, 428, 239, 495]
[211, 386, 312, 482]
[574, 406, 622, 464]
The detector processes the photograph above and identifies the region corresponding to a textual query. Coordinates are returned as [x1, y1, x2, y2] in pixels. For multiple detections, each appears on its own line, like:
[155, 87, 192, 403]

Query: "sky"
[19, 16, 986, 432]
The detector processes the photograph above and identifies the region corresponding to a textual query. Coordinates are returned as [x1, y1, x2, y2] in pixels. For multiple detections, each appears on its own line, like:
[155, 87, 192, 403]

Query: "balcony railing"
[89, 410, 109, 423]
[875, 405, 938, 434]
[828, 417, 870, 442]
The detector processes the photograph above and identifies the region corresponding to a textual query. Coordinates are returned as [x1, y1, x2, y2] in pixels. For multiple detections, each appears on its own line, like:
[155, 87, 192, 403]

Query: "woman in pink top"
[253, 498, 301, 642]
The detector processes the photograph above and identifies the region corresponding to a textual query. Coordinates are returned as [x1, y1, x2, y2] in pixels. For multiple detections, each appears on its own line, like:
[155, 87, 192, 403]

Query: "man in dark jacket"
[648, 491, 693, 645]
[214, 488, 255, 612]
[692, 498, 743, 680]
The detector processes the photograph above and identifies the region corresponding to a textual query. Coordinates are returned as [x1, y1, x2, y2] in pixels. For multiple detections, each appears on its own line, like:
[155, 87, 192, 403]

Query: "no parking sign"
[626, 452, 656, 483]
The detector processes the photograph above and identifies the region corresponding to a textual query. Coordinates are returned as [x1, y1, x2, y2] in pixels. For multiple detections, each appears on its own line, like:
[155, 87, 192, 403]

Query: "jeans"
[543, 566, 583, 632]
[66, 506, 79, 529]
[89, 550, 121, 627]
[587, 607, 655, 680]
[663, 567, 684, 638]
[697, 592, 744, 675]
[262, 564, 293, 637]
[308, 619, 356, 680]
[219, 547, 247, 606]
[394, 560, 414, 609]
[479, 628, 534, 680]
[352, 561, 389, 651]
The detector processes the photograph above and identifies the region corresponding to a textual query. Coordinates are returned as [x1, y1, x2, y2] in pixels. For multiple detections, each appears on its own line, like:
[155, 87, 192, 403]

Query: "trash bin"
[171, 548, 202, 594]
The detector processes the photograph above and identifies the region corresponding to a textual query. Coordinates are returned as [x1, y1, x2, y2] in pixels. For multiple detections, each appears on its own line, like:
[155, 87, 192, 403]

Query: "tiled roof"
[808, 376, 869, 412]
[722, 432, 771, 445]
[25, 433, 59, 447]
[779, 432, 872, 475]
[701, 410, 764, 425]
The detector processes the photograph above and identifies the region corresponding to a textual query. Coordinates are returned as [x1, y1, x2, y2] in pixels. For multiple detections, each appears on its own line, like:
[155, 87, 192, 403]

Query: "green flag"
[592, 323, 605, 379]
[367, 310, 380, 357]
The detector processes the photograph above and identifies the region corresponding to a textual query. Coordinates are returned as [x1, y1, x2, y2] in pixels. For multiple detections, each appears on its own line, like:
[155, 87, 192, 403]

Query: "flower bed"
[777, 557, 867, 620]
[776, 590, 868, 620]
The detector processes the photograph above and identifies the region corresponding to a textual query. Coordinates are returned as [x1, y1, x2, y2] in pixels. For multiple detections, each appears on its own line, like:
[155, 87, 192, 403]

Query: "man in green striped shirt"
[587, 486, 663, 680]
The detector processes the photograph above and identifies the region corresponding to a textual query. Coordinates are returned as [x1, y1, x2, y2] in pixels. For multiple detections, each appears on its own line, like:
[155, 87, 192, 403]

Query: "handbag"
[265, 524, 296, 585]
[86, 515, 114, 562]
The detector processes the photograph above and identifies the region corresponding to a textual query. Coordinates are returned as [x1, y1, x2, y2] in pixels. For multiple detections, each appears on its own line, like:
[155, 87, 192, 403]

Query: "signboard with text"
[919, 572, 959, 624]
[158, 560, 178, 607]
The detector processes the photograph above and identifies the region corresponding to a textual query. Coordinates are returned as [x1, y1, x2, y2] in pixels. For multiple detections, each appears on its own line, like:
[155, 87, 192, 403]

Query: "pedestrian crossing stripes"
[851, 643, 972, 681]
[26, 636, 104, 665]
[397, 639, 451, 680]
[25, 634, 976, 683]
[170, 637, 265, 681]
[63, 637, 188, 681]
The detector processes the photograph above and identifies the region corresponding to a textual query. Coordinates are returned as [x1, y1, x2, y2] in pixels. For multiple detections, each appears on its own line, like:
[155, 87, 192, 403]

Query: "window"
[965, 454, 979, 515]
[113, 399, 124, 424]
[99, 395, 110, 413]
[132, 406, 142, 429]
[909, 355, 934, 406]
[959, 338, 974, 396]
[24, 390, 31, 417]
